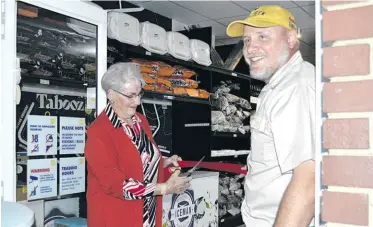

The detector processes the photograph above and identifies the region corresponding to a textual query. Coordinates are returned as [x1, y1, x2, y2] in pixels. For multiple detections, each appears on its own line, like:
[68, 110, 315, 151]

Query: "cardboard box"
[162, 171, 219, 227]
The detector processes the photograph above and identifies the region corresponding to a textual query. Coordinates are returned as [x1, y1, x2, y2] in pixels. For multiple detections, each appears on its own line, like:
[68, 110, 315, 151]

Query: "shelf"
[143, 91, 210, 105]
[211, 150, 250, 157]
[125, 45, 260, 82]
[21, 74, 94, 87]
[211, 131, 249, 138]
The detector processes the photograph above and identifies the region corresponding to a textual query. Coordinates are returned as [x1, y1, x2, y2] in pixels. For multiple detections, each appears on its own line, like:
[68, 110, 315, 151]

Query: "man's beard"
[244, 42, 290, 82]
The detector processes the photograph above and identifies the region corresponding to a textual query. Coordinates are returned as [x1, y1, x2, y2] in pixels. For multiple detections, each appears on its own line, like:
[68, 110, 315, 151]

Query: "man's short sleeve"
[271, 83, 315, 174]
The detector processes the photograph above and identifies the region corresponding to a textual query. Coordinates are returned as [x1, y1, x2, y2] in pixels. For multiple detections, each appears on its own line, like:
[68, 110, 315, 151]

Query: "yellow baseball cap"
[226, 5, 297, 37]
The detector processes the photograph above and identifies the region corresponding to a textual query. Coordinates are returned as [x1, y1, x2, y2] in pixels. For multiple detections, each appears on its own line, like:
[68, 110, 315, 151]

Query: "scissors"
[179, 156, 205, 177]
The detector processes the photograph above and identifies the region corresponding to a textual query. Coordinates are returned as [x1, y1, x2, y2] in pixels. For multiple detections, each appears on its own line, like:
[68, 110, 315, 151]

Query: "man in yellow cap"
[227, 5, 315, 227]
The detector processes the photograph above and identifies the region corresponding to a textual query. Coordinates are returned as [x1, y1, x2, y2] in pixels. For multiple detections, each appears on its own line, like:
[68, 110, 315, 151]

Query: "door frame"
[1, 0, 107, 201]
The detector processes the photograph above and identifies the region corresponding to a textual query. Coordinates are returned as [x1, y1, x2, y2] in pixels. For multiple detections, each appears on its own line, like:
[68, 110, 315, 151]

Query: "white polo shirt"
[241, 51, 315, 226]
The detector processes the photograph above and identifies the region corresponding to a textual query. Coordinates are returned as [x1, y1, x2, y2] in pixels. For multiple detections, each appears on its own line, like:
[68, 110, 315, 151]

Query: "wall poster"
[59, 157, 86, 196]
[27, 115, 58, 156]
[27, 158, 58, 200]
[59, 117, 85, 154]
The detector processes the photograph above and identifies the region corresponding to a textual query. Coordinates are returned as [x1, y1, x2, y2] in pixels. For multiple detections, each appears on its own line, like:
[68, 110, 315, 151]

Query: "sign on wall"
[59, 157, 86, 196]
[27, 158, 58, 200]
[17, 91, 96, 154]
[59, 117, 86, 155]
[27, 115, 58, 156]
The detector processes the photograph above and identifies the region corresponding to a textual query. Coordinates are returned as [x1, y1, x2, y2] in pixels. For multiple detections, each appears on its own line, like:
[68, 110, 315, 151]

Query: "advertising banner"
[162, 171, 219, 227]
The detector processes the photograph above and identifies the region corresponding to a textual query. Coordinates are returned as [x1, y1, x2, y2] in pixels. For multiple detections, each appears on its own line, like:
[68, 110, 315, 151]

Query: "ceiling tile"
[300, 28, 315, 44]
[173, 1, 249, 20]
[288, 7, 315, 29]
[293, 1, 315, 6]
[302, 5, 315, 18]
[216, 15, 248, 26]
[138, 1, 209, 24]
[232, 1, 297, 11]
[192, 20, 228, 37]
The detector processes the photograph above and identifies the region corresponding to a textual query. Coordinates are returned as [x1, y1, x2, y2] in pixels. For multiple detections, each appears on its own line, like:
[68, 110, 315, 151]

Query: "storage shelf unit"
[108, 38, 265, 105]
[107, 37, 265, 159]
[125, 45, 257, 82]
[20, 74, 94, 88]
[108, 32, 264, 227]
[143, 90, 210, 105]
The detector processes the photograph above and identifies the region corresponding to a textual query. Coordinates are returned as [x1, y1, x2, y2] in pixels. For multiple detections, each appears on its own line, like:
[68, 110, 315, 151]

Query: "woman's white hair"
[101, 62, 145, 93]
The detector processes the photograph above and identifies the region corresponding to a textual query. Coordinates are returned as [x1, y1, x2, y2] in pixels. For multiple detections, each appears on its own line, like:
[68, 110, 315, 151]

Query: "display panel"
[15, 1, 98, 209]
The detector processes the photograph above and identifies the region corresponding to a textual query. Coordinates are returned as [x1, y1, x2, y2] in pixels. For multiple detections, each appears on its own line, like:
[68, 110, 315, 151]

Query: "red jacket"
[85, 111, 164, 227]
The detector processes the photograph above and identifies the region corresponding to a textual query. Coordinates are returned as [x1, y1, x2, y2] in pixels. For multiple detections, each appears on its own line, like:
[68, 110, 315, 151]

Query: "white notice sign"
[59, 157, 86, 196]
[27, 158, 57, 200]
[60, 117, 85, 155]
[86, 87, 96, 110]
[27, 115, 58, 156]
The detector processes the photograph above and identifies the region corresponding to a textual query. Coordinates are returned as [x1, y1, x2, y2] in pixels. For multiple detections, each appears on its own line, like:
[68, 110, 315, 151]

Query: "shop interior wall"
[215, 44, 249, 75]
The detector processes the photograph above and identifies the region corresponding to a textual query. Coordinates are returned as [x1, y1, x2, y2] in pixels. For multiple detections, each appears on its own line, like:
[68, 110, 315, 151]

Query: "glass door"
[1, 0, 106, 225]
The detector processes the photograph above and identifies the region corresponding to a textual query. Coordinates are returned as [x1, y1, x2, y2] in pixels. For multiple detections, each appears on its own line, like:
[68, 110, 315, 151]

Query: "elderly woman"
[84, 62, 191, 227]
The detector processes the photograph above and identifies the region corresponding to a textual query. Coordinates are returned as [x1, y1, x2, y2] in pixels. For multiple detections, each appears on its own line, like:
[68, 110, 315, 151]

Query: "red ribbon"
[165, 160, 247, 178]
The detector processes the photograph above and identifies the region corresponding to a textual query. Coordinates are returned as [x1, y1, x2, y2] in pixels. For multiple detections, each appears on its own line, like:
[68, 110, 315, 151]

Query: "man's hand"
[164, 155, 182, 168]
[274, 160, 315, 227]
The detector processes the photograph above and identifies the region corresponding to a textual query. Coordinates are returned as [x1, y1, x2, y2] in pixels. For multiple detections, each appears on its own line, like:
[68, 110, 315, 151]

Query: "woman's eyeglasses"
[113, 89, 144, 100]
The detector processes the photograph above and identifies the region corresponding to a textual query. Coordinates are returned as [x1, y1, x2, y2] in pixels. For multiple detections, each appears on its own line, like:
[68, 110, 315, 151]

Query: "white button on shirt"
[241, 51, 316, 227]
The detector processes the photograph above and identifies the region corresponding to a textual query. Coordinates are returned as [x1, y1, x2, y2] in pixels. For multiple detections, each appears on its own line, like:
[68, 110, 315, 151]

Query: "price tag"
[233, 134, 237, 137]
[145, 51, 151, 56]
[250, 96, 258, 104]
[40, 79, 49, 85]
[164, 95, 174, 100]
[231, 72, 237, 77]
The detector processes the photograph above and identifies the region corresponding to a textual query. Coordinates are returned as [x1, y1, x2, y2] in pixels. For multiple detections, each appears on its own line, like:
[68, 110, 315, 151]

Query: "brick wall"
[321, 1, 373, 226]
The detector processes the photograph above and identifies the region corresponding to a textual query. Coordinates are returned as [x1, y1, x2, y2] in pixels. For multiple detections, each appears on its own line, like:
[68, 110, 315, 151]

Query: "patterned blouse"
[105, 103, 161, 227]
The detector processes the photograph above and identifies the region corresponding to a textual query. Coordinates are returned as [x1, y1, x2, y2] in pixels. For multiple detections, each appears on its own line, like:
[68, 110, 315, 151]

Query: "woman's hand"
[238, 165, 248, 178]
[164, 155, 182, 168]
[164, 170, 191, 194]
